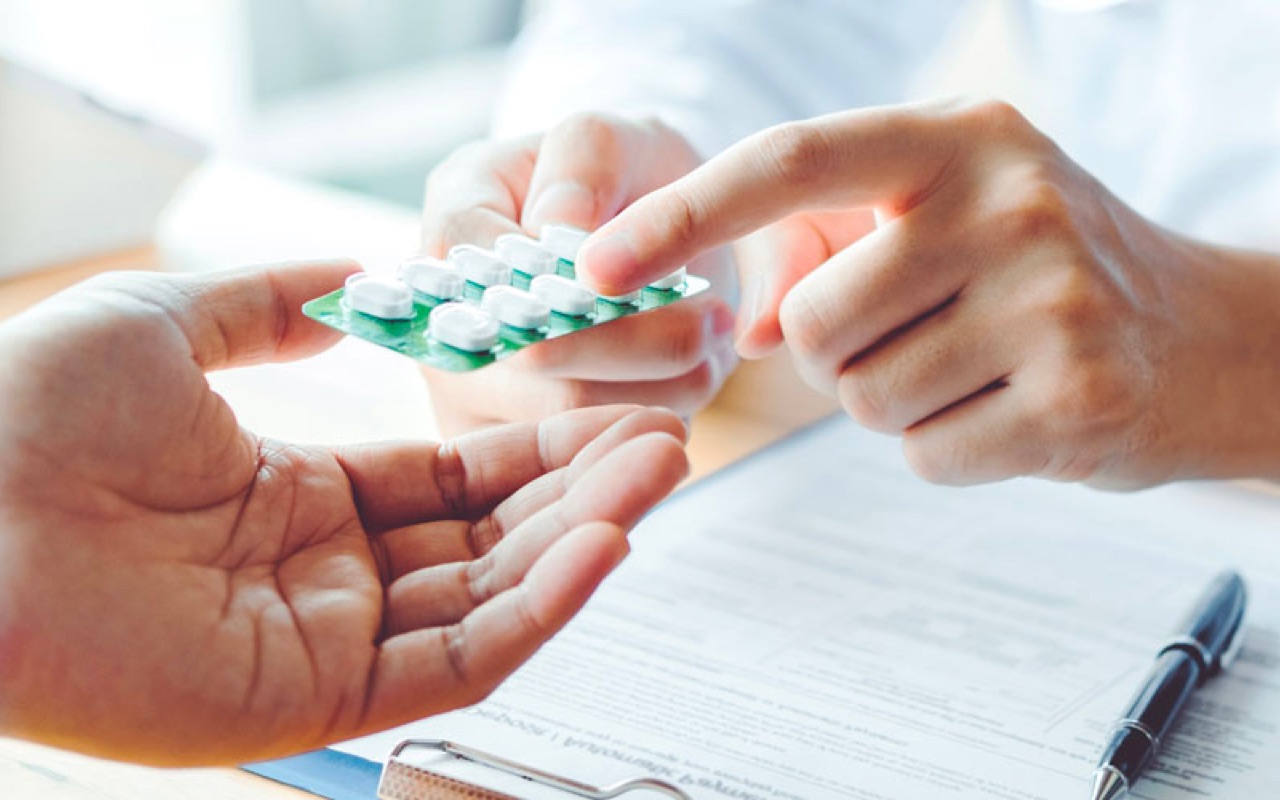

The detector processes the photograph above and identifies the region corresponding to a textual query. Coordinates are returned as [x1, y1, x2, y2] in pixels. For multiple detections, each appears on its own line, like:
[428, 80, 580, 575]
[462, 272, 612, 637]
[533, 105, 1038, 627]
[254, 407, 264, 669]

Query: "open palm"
[0, 263, 687, 765]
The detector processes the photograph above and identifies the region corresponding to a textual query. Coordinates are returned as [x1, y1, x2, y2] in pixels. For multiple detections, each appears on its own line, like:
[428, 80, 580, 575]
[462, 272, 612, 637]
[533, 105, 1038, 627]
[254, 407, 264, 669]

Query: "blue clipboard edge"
[245, 749, 381, 800]
[243, 413, 846, 798]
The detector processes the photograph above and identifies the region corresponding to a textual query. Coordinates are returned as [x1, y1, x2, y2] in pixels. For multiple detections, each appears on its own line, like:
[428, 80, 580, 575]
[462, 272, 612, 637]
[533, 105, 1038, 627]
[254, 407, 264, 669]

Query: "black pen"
[1090, 571, 1248, 800]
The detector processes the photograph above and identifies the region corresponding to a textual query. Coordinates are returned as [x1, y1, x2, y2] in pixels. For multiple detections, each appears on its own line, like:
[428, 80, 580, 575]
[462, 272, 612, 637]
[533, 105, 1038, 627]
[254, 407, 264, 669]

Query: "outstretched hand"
[0, 263, 688, 765]
[579, 99, 1280, 487]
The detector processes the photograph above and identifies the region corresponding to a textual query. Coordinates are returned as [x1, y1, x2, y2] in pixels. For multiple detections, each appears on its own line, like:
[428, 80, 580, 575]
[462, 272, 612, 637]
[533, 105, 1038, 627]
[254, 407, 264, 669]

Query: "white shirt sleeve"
[492, 0, 972, 158]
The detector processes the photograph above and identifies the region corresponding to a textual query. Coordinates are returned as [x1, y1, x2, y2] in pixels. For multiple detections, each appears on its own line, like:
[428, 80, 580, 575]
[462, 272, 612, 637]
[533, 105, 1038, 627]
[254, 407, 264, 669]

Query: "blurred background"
[0, 0, 529, 209]
[0, 0, 1024, 214]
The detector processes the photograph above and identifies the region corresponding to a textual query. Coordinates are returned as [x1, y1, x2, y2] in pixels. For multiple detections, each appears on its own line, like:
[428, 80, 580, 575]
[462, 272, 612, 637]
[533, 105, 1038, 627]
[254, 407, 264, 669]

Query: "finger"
[900, 383, 1045, 485]
[734, 211, 876, 359]
[380, 430, 686, 635]
[466, 429, 688, 607]
[370, 520, 472, 584]
[374, 407, 687, 579]
[427, 207, 524, 255]
[778, 209, 972, 391]
[522, 114, 699, 232]
[472, 406, 688, 554]
[835, 294, 1016, 433]
[421, 135, 540, 254]
[537, 347, 738, 419]
[577, 99, 965, 294]
[357, 521, 629, 734]
[511, 293, 735, 381]
[336, 405, 660, 532]
[156, 260, 359, 370]
[431, 337, 737, 426]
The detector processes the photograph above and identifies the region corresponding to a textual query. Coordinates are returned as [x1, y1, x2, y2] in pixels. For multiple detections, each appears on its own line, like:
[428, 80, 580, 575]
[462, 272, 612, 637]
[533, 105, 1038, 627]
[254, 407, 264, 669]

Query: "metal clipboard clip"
[378, 739, 693, 800]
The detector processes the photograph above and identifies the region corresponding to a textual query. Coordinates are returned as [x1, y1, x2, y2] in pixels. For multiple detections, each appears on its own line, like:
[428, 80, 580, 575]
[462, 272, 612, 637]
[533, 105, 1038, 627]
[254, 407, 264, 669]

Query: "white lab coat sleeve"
[491, 0, 972, 158]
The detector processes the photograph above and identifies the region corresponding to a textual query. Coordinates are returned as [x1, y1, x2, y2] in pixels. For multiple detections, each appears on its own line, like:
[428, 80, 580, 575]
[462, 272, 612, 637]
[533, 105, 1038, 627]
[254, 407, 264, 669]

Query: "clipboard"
[377, 739, 692, 800]
[247, 735, 693, 800]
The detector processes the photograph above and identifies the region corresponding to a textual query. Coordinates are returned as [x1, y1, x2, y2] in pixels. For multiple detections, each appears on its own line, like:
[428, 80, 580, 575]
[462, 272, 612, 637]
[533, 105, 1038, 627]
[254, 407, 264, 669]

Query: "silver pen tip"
[1090, 767, 1128, 800]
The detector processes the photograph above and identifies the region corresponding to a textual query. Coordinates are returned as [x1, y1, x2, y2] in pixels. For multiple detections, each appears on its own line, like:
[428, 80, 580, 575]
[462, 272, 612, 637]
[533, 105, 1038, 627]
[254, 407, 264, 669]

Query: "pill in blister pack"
[302, 225, 711, 372]
[428, 302, 500, 352]
[494, 234, 558, 277]
[530, 274, 595, 317]
[482, 285, 551, 330]
[449, 244, 512, 287]
[399, 257, 464, 300]
[343, 274, 415, 320]
[539, 224, 588, 264]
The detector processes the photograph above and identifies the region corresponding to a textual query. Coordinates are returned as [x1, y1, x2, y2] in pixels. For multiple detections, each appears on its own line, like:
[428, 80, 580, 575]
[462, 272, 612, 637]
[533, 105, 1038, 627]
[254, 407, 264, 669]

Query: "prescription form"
[339, 415, 1280, 800]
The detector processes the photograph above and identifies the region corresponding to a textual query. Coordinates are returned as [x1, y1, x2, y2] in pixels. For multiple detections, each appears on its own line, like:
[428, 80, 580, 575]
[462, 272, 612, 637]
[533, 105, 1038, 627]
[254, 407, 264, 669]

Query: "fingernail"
[525, 181, 597, 230]
[577, 233, 638, 292]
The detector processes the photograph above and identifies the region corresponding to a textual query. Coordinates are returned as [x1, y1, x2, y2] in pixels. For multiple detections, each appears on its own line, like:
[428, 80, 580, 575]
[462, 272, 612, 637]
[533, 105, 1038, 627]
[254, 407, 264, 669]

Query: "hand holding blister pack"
[303, 225, 708, 372]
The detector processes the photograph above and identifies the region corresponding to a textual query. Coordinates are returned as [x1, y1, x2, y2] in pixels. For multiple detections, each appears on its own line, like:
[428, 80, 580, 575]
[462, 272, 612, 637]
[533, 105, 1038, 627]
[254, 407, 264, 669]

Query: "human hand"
[0, 263, 688, 765]
[577, 98, 1280, 487]
[420, 114, 738, 435]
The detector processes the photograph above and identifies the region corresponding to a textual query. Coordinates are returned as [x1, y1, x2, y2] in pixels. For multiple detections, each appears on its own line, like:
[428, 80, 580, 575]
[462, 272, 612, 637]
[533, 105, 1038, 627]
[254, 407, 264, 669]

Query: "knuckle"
[778, 289, 837, 366]
[657, 309, 708, 372]
[539, 113, 631, 202]
[511, 584, 550, 639]
[1049, 357, 1134, 428]
[1000, 168, 1077, 245]
[900, 436, 956, 485]
[1041, 450, 1101, 483]
[440, 624, 474, 689]
[635, 116, 700, 168]
[836, 368, 895, 433]
[901, 432, 1007, 486]
[432, 440, 470, 518]
[958, 97, 1033, 139]
[1037, 264, 1113, 334]
[551, 112, 626, 158]
[759, 121, 833, 186]
[1032, 361, 1145, 485]
[462, 554, 494, 604]
[650, 183, 702, 251]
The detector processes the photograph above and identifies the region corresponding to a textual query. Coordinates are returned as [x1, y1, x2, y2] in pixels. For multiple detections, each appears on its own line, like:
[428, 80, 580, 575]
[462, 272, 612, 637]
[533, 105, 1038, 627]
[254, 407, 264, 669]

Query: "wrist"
[1159, 237, 1280, 480]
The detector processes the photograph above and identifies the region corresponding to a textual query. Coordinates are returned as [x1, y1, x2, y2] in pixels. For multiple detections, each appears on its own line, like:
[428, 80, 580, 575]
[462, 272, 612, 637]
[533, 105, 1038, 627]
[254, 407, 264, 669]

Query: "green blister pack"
[302, 228, 709, 372]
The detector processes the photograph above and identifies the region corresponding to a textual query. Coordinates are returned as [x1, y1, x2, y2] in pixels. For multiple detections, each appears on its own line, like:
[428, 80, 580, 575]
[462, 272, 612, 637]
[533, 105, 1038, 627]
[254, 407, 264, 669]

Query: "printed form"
[341, 416, 1280, 799]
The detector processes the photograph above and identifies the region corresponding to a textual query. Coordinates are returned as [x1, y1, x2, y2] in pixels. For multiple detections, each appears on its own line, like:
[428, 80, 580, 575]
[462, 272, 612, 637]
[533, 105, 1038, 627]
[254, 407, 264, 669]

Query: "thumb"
[735, 212, 877, 359]
[522, 114, 700, 234]
[165, 260, 359, 370]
